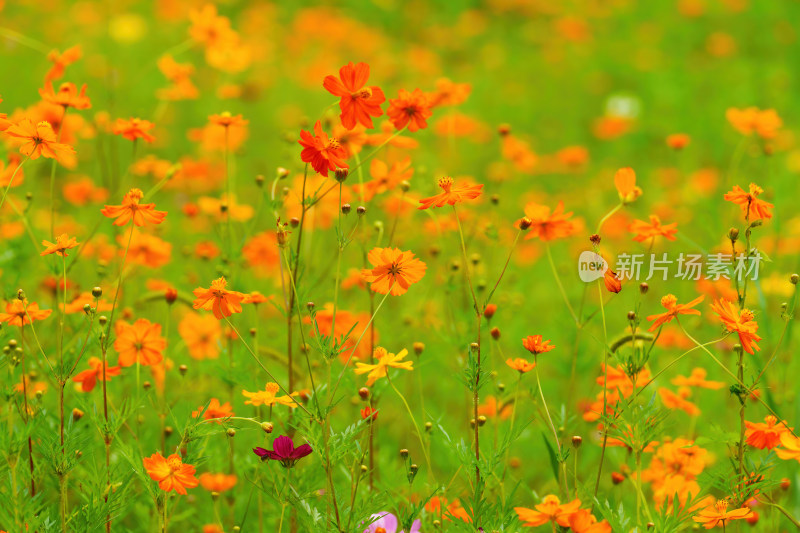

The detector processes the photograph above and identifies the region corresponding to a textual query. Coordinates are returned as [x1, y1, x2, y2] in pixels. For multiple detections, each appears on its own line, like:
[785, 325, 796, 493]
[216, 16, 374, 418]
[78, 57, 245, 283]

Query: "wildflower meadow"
[2, 1, 800, 532]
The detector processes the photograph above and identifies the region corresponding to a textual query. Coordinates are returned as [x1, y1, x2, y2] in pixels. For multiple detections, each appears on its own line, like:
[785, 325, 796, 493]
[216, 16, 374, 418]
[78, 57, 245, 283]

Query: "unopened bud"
[572, 436, 582, 448]
[226, 428, 236, 438]
[639, 283, 649, 294]
[357, 206, 366, 216]
[358, 387, 370, 400]
[72, 408, 84, 422]
[179, 364, 188, 376]
[92, 287, 103, 298]
[519, 217, 532, 230]
[261, 422, 274, 434]
[334, 168, 349, 182]
[341, 203, 351, 214]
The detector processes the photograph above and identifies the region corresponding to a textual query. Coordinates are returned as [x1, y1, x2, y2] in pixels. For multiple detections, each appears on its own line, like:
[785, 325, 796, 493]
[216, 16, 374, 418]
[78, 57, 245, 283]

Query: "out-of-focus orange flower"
[209, 111, 248, 128]
[724, 183, 773, 221]
[179, 312, 222, 360]
[776, 433, 800, 462]
[307, 306, 378, 363]
[192, 277, 245, 320]
[194, 240, 220, 260]
[478, 395, 512, 420]
[242, 231, 280, 274]
[693, 499, 753, 529]
[367, 120, 419, 149]
[199, 473, 237, 492]
[506, 358, 535, 373]
[671, 368, 724, 389]
[426, 496, 472, 522]
[40, 234, 79, 257]
[556, 145, 589, 168]
[710, 298, 761, 355]
[112, 117, 156, 143]
[354, 346, 413, 386]
[629, 215, 677, 242]
[357, 157, 412, 201]
[114, 318, 166, 367]
[500, 129, 538, 173]
[101, 188, 167, 226]
[62, 176, 108, 205]
[45, 45, 82, 82]
[0, 299, 52, 326]
[666, 133, 691, 150]
[522, 201, 575, 241]
[515, 495, 581, 527]
[65, 291, 113, 314]
[197, 194, 254, 222]
[192, 398, 234, 423]
[0, 154, 24, 187]
[298, 121, 349, 177]
[614, 167, 642, 204]
[745, 416, 791, 450]
[332, 123, 368, 157]
[568, 509, 612, 533]
[5, 119, 75, 160]
[143, 452, 199, 495]
[188, 4, 236, 46]
[39, 82, 91, 110]
[323, 62, 385, 130]
[124, 231, 172, 268]
[428, 78, 471, 107]
[418, 176, 482, 210]
[522, 335, 555, 355]
[156, 54, 199, 101]
[360, 247, 426, 295]
[646, 294, 704, 331]
[72, 357, 121, 392]
[242, 382, 298, 408]
[387, 88, 432, 132]
[726, 107, 782, 139]
[659, 387, 701, 416]
[592, 114, 633, 140]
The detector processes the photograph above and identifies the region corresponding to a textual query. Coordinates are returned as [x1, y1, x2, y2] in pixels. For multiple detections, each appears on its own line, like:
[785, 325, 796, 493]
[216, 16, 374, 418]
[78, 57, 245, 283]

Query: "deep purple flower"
[253, 435, 312, 468]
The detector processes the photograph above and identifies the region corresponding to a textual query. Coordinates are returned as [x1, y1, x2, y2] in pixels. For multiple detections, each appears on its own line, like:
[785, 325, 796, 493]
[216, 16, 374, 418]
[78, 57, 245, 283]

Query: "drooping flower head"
[253, 435, 312, 468]
[298, 121, 349, 177]
[506, 358, 535, 373]
[72, 357, 121, 392]
[323, 62, 386, 130]
[143, 452, 199, 495]
[101, 188, 167, 227]
[710, 298, 761, 354]
[192, 276, 245, 320]
[724, 183, 773, 221]
[361, 247, 426, 296]
[418, 176, 483, 210]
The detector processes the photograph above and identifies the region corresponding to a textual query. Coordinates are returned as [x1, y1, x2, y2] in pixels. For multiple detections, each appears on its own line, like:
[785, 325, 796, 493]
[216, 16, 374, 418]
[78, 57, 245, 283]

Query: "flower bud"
[261, 422, 274, 434]
[92, 287, 103, 298]
[255, 174, 265, 187]
[400, 449, 409, 458]
[357, 206, 366, 216]
[179, 364, 188, 376]
[477, 415, 487, 426]
[165, 288, 178, 304]
[72, 408, 84, 421]
[484, 304, 497, 319]
[413, 342, 424, 356]
[490, 327, 500, 340]
[728, 227, 739, 241]
[572, 436, 582, 448]
[334, 168, 349, 182]
[341, 203, 351, 214]
[639, 283, 649, 294]
[226, 428, 236, 438]
[519, 217, 532, 230]
[791, 274, 799, 285]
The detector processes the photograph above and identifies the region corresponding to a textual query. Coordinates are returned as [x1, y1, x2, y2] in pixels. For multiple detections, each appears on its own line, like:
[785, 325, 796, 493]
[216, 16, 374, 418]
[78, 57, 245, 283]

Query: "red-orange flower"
[693, 499, 753, 529]
[745, 416, 791, 450]
[710, 298, 761, 355]
[323, 62, 385, 130]
[522, 201, 575, 241]
[0, 299, 52, 326]
[522, 335, 555, 355]
[101, 188, 167, 226]
[192, 398, 234, 423]
[113, 117, 156, 143]
[39, 82, 91, 110]
[5, 119, 76, 160]
[646, 294, 704, 331]
[387, 88, 432, 132]
[40, 234, 80, 257]
[72, 357, 121, 392]
[418, 176, 483, 210]
[666, 133, 691, 150]
[114, 318, 166, 367]
[515, 495, 581, 527]
[192, 276, 245, 319]
[723, 183, 773, 221]
[143, 453, 199, 495]
[629, 215, 678, 242]
[298, 121, 349, 177]
[360, 247, 426, 295]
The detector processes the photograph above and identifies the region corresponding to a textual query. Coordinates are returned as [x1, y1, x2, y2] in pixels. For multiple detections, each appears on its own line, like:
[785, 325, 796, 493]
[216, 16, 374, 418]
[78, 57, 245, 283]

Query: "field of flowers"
[2, 1, 800, 531]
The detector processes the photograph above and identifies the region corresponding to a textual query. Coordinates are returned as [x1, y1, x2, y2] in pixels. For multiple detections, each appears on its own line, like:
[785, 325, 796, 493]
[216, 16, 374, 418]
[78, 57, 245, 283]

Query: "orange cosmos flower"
[478, 395, 512, 420]
[307, 306, 378, 363]
[178, 312, 222, 360]
[671, 368, 724, 389]
[692, 499, 753, 529]
[614, 167, 642, 204]
[515, 495, 581, 527]
[522, 201, 575, 241]
[354, 346, 413, 386]
[646, 294, 704, 331]
[659, 387, 701, 416]
[63, 176, 108, 205]
[192, 276, 245, 319]
[209, 111, 248, 128]
[745, 416, 791, 450]
[192, 398, 234, 423]
[427, 77, 471, 108]
[323, 62, 386, 130]
[666, 133, 691, 150]
[726, 107, 782, 139]
[776, 433, 800, 463]
[360, 247, 427, 295]
[723, 183, 773, 221]
[358, 157, 413, 201]
[188, 4, 236, 46]
[387, 88, 432, 132]
[38, 82, 91, 110]
[629, 215, 678, 242]
[242, 382, 298, 408]
[0, 154, 24, 187]
[143, 453, 199, 495]
[522, 335, 555, 355]
[5, 119, 75, 160]
[72, 357, 121, 392]
[0, 299, 52, 326]
[112, 117, 156, 143]
[418, 176, 483, 210]
[568, 509, 612, 533]
[114, 319, 166, 368]
[45, 45, 82, 82]
[65, 291, 113, 314]
[101, 188, 167, 227]
[710, 298, 761, 355]
[298, 121, 349, 177]
[199, 473, 237, 492]
[506, 358, 535, 373]
[40, 233, 80, 257]
[604, 268, 622, 293]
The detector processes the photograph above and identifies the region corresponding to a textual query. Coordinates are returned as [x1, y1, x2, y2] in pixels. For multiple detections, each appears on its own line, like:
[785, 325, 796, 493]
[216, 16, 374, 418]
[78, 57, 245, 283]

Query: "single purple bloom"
[363, 512, 421, 533]
[253, 435, 313, 468]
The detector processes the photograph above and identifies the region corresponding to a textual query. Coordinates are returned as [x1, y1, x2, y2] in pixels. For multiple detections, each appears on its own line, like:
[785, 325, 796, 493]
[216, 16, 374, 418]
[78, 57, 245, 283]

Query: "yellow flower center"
[352, 87, 373, 99]
[741, 309, 754, 322]
[167, 456, 183, 472]
[714, 499, 729, 514]
[438, 176, 454, 192]
[327, 138, 341, 150]
[660, 294, 677, 309]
